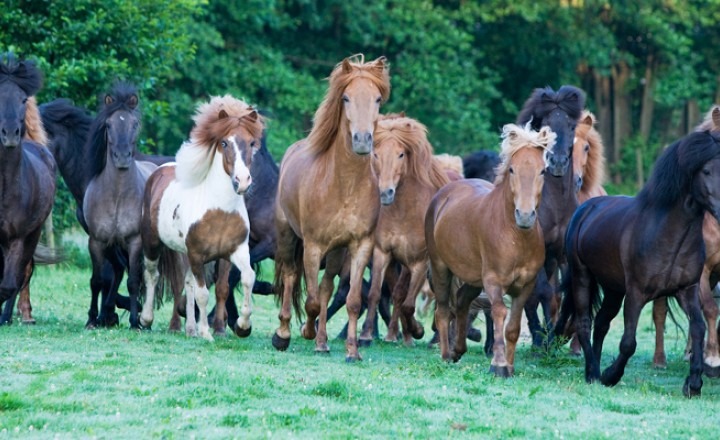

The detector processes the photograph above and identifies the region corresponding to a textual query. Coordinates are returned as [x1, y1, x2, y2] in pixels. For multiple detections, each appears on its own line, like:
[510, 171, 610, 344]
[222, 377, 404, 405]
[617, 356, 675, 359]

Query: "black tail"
[273, 238, 304, 322]
[554, 265, 574, 339]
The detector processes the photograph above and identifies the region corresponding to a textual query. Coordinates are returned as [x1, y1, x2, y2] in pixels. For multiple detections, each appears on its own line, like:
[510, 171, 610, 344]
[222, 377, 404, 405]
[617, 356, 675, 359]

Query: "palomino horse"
[0, 54, 56, 324]
[426, 123, 554, 375]
[358, 114, 450, 346]
[517, 86, 584, 349]
[652, 105, 720, 376]
[273, 55, 390, 361]
[140, 95, 262, 341]
[573, 111, 607, 203]
[83, 83, 157, 329]
[555, 129, 720, 397]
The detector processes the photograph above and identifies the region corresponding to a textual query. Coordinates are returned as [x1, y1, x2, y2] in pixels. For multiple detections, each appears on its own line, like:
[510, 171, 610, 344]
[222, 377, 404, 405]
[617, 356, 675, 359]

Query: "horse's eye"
[376, 96, 382, 104]
[399, 153, 404, 159]
[509, 167, 514, 174]
[250, 140, 257, 148]
[373, 153, 378, 159]
[22, 98, 28, 104]
[703, 168, 711, 176]
[221, 141, 228, 149]
[540, 169, 546, 176]
[342, 95, 350, 103]
[584, 144, 590, 152]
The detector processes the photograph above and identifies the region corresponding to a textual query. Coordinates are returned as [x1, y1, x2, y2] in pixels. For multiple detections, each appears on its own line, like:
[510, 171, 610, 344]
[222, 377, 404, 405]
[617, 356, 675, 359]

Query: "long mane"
[375, 115, 449, 190]
[23, 96, 48, 146]
[576, 111, 606, 191]
[495, 123, 556, 184]
[0, 53, 42, 96]
[638, 131, 720, 208]
[516, 85, 585, 129]
[86, 82, 140, 179]
[306, 55, 390, 156]
[176, 95, 265, 186]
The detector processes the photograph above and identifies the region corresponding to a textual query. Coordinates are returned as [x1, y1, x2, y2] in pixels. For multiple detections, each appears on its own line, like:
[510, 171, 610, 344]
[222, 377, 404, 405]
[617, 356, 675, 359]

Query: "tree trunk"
[612, 60, 631, 185]
[637, 55, 655, 189]
[686, 99, 700, 132]
[593, 69, 612, 178]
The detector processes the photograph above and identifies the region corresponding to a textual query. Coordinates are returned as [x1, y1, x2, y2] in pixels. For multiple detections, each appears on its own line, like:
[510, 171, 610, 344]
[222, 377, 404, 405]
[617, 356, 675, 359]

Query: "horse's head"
[104, 93, 140, 169]
[572, 112, 596, 192]
[498, 124, 555, 229]
[0, 55, 42, 149]
[688, 132, 720, 222]
[217, 109, 262, 195]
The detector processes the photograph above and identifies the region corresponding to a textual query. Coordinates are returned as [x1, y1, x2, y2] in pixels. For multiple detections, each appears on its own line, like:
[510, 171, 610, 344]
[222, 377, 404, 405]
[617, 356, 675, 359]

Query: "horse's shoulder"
[23, 140, 56, 173]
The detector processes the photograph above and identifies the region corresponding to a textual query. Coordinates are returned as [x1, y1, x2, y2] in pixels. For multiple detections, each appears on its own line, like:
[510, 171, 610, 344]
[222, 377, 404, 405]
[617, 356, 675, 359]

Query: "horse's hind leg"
[674, 286, 705, 397]
[140, 255, 160, 329]
[17, 260, 35, 324]
[126, 237, 144, 329]
[452, 284, 482, 362]
[699, 271, 720, 377]
[399, 262, 429, 344]
[428, 259, 453, 361]
[599, 288, 644, 388]
[272, 221, 300, 350]
[592, 288, 622, 368]
[230, 243, 256, 338]
[651, 297, 668, 368]
[0, 293, 17, 325]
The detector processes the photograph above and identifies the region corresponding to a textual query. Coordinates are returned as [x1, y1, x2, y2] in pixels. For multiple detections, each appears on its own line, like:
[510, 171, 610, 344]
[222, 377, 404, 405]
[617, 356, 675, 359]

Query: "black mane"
[0, 53, 42, 96]
[638, 130, 720, 208]
[86, 83, 140, 179]
[463, 150, 500, 182]
[516, 85, 585, 129]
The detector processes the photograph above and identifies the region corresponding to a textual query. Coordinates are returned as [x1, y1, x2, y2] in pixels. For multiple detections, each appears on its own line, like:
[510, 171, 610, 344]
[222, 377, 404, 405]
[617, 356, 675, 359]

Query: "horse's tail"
[555, 265, 574, 339]
[154, 248, 187, 310]
[666, 296, 687, 341]
[273, 237, 304, 322]
[33, 243, 65, 265]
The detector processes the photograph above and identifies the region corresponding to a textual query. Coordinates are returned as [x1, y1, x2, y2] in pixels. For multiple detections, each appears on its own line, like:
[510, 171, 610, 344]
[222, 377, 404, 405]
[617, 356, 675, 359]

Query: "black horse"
[0, 54, 57, 323]
[555, 130, 720, 397]
[516, 86, 584, 350]
[463, 150, 500, 181]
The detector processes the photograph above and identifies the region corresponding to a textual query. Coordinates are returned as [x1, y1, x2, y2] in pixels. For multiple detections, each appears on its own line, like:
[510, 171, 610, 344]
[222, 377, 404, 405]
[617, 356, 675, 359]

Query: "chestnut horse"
[573, 111, 607, 203]
[141, 96, 263, 340]
[555, 129, 720, 397]
[273, 55, 390, 361]
[0, 54, 57, 324]
[358, 114, 449, 346]
[426, 123, 554, 375]
[652, 105, 720, 376]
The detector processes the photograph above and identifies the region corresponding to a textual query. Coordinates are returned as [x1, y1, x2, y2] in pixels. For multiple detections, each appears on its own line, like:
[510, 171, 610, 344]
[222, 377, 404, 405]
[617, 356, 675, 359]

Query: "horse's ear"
[399, 111, 406, 117]
[246, 110, 258, 122]
[104, 94, 114, 106]
[712, 106, 720, 130]
[341, 58, 353, 74]
[374, 56, 387, 68]
[218, 109, 229, 120]
[582, 113, 594, 126]
[128, 94, 138, 109]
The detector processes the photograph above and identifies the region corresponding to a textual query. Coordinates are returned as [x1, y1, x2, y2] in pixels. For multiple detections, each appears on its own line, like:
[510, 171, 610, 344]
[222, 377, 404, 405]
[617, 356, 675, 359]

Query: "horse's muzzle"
[380, 188, 396, 205]
[547, 154, 570, 177]
[352, 131, 373, 155]
[515, 209, 537, 229]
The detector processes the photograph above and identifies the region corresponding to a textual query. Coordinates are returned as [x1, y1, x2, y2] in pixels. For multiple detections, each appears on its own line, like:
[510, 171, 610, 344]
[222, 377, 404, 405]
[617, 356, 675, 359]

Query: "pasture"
[1, 262, 719, 439]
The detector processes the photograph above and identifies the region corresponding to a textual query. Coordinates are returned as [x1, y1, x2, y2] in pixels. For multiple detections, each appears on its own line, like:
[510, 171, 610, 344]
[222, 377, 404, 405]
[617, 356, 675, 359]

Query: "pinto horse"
[555, 129, 720, 397]
[140, 95, 262, 341]
[83, 83, 157, 329]
[273, 55, 390, 361]
[0, 54, 57, 323]
[652, 105, 720, 376]
[516, 86, 584, 349]
[358, 114, 450, 346]
[426, 123, 554, 375]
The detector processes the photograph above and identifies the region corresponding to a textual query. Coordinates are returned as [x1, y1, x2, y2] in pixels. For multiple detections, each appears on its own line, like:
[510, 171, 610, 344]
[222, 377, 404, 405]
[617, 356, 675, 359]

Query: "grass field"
[1, 263, 719, 439]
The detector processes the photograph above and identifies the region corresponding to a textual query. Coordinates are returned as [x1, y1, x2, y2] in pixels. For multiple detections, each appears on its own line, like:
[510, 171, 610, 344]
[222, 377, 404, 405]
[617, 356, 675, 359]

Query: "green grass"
[0, 264, 719, 438]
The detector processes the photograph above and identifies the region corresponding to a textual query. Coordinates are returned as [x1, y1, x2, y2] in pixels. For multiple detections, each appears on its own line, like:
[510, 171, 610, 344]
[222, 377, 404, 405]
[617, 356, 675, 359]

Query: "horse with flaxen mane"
[358, 114, 450, 346]
[651, 105, 720, 377]
[82, 83, 157, 329]
[140, 95, 263, 341]
[0, 54, 57, 325]
[426, 123, 554, 375]
[573, 111, 607, 203]
[555, 128, 720, 397]
[273, 55, 390, 361]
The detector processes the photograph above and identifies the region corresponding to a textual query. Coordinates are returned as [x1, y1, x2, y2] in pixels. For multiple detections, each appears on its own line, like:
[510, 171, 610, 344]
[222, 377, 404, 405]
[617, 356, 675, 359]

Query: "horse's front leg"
[698, 270, 720, 377]
[599, 287, 645, 388]
[359, 248, 391, 346]
[299, 243, 324, 342]
[17, 260, 35, 324]
[485, 283, 509, 376]
[504, 282, 536, 376]
[229, 242, 256, 338]
[651, 297, 668, 368]
[345, 238, 374, 362]
[86, 238, 107, 329]
[126, 236, 144, 329]
[399, 261, 429, 345]
[676, 285, 705, 397]
[312, 248, 344, 352]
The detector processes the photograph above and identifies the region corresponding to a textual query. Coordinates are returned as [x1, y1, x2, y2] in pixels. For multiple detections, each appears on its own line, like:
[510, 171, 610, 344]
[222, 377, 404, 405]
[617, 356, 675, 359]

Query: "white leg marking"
[230, 243, 255, 331]
[140, 257, 159, 328]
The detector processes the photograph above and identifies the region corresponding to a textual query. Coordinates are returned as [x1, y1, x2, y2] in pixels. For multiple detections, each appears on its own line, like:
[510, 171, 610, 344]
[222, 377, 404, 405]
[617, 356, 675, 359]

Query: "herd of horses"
[2, 52, 720, 398]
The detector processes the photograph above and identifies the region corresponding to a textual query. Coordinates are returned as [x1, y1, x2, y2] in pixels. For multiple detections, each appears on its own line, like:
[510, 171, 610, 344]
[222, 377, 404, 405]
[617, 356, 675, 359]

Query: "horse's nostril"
[365, 133, 373, 144]
[353, 133, 360, 142]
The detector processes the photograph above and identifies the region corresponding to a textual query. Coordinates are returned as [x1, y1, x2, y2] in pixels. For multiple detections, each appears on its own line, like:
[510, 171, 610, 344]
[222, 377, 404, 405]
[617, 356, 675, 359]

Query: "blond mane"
[176, 95, 264, 186]
[24, 96, 48, 146]
[575, 110, 606, 191]
[433, 153, 464, 178]
[375, 115, 449, 190]
[695, 104, 720, 133]
[306, 55, 390, 156]
[494, 123, 555, 184]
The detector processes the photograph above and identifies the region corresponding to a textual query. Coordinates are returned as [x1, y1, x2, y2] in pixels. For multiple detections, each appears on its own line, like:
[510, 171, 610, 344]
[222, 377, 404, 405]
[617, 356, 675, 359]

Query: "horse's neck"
[539, 168, 577, 226]
[199, 151, 242, 207]
[250, 149, 278, 191]
[0, 147, 26, 198]
[325, 127, 372, 186]
[393, 176, 435, 215]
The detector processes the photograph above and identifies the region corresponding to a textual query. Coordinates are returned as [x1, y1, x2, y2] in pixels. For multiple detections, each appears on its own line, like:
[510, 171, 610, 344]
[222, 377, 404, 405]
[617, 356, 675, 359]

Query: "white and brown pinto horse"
[273, 55, 390, 361]
[140, 96, 263, 340]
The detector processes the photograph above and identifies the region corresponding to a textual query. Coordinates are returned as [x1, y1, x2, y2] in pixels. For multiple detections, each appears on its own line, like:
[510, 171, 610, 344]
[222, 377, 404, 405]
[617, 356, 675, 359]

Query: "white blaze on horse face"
[229, 137, 252, 194]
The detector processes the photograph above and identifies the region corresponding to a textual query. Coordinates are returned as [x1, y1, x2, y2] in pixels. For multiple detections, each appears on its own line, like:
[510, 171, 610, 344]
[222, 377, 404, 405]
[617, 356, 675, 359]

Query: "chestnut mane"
[575, 111, 606, 191]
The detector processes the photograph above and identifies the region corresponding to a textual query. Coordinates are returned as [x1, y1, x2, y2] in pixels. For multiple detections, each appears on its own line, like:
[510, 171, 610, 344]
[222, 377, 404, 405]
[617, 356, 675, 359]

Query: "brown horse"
[652, 104, 720, 376]
[358, 114, 449, 346]
[140, 95, 264, 340]
[272, 55, 390, 361]
[573, 111, 607, 203]
[426, 123, 554, 375]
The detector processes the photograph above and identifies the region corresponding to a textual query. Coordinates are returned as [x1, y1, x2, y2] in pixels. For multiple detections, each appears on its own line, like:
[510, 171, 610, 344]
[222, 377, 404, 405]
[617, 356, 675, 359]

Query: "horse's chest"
[84, 184, 143, 242]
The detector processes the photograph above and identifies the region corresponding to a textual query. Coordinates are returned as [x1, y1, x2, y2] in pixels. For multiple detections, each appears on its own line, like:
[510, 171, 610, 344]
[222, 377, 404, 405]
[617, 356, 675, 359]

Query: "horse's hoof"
[315, 343, 330, 354]
[213, 328, 228, 338]
[300, 322, 316, 340]
[600, 370, 621, 387]
[467, 328, 482, 343]
[451, 351, 464, 363]
[682, 377, 702, 398]
[489, 365, 512, 378]
[358, 338, 372, 347]
[234, 324, 252, 338]
[345, 354, 362, 363]
[85, 320, 97, 330]
[411, 324, 425, 340]
[703, 363, 720, 378]
[21, 318, 36, 325]
[272, 333, 290, 351]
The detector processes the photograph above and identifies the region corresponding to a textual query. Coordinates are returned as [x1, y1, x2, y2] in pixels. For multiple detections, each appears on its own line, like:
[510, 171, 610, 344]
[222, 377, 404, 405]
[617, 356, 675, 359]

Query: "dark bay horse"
[517, 86, 584, 348]
[273, 55, 390, 361]
[0, 55, 57, 323]
[141, 95, 263, 340]
[426, 123, 554, 375]
[82, 83, 157, 329]
[555, 129, 720, 397]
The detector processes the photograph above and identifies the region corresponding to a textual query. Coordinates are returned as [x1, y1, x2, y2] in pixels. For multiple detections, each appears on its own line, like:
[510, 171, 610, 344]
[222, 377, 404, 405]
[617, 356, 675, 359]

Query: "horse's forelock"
[0, 54, 42, 96]
[517, 86, 586, 127]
